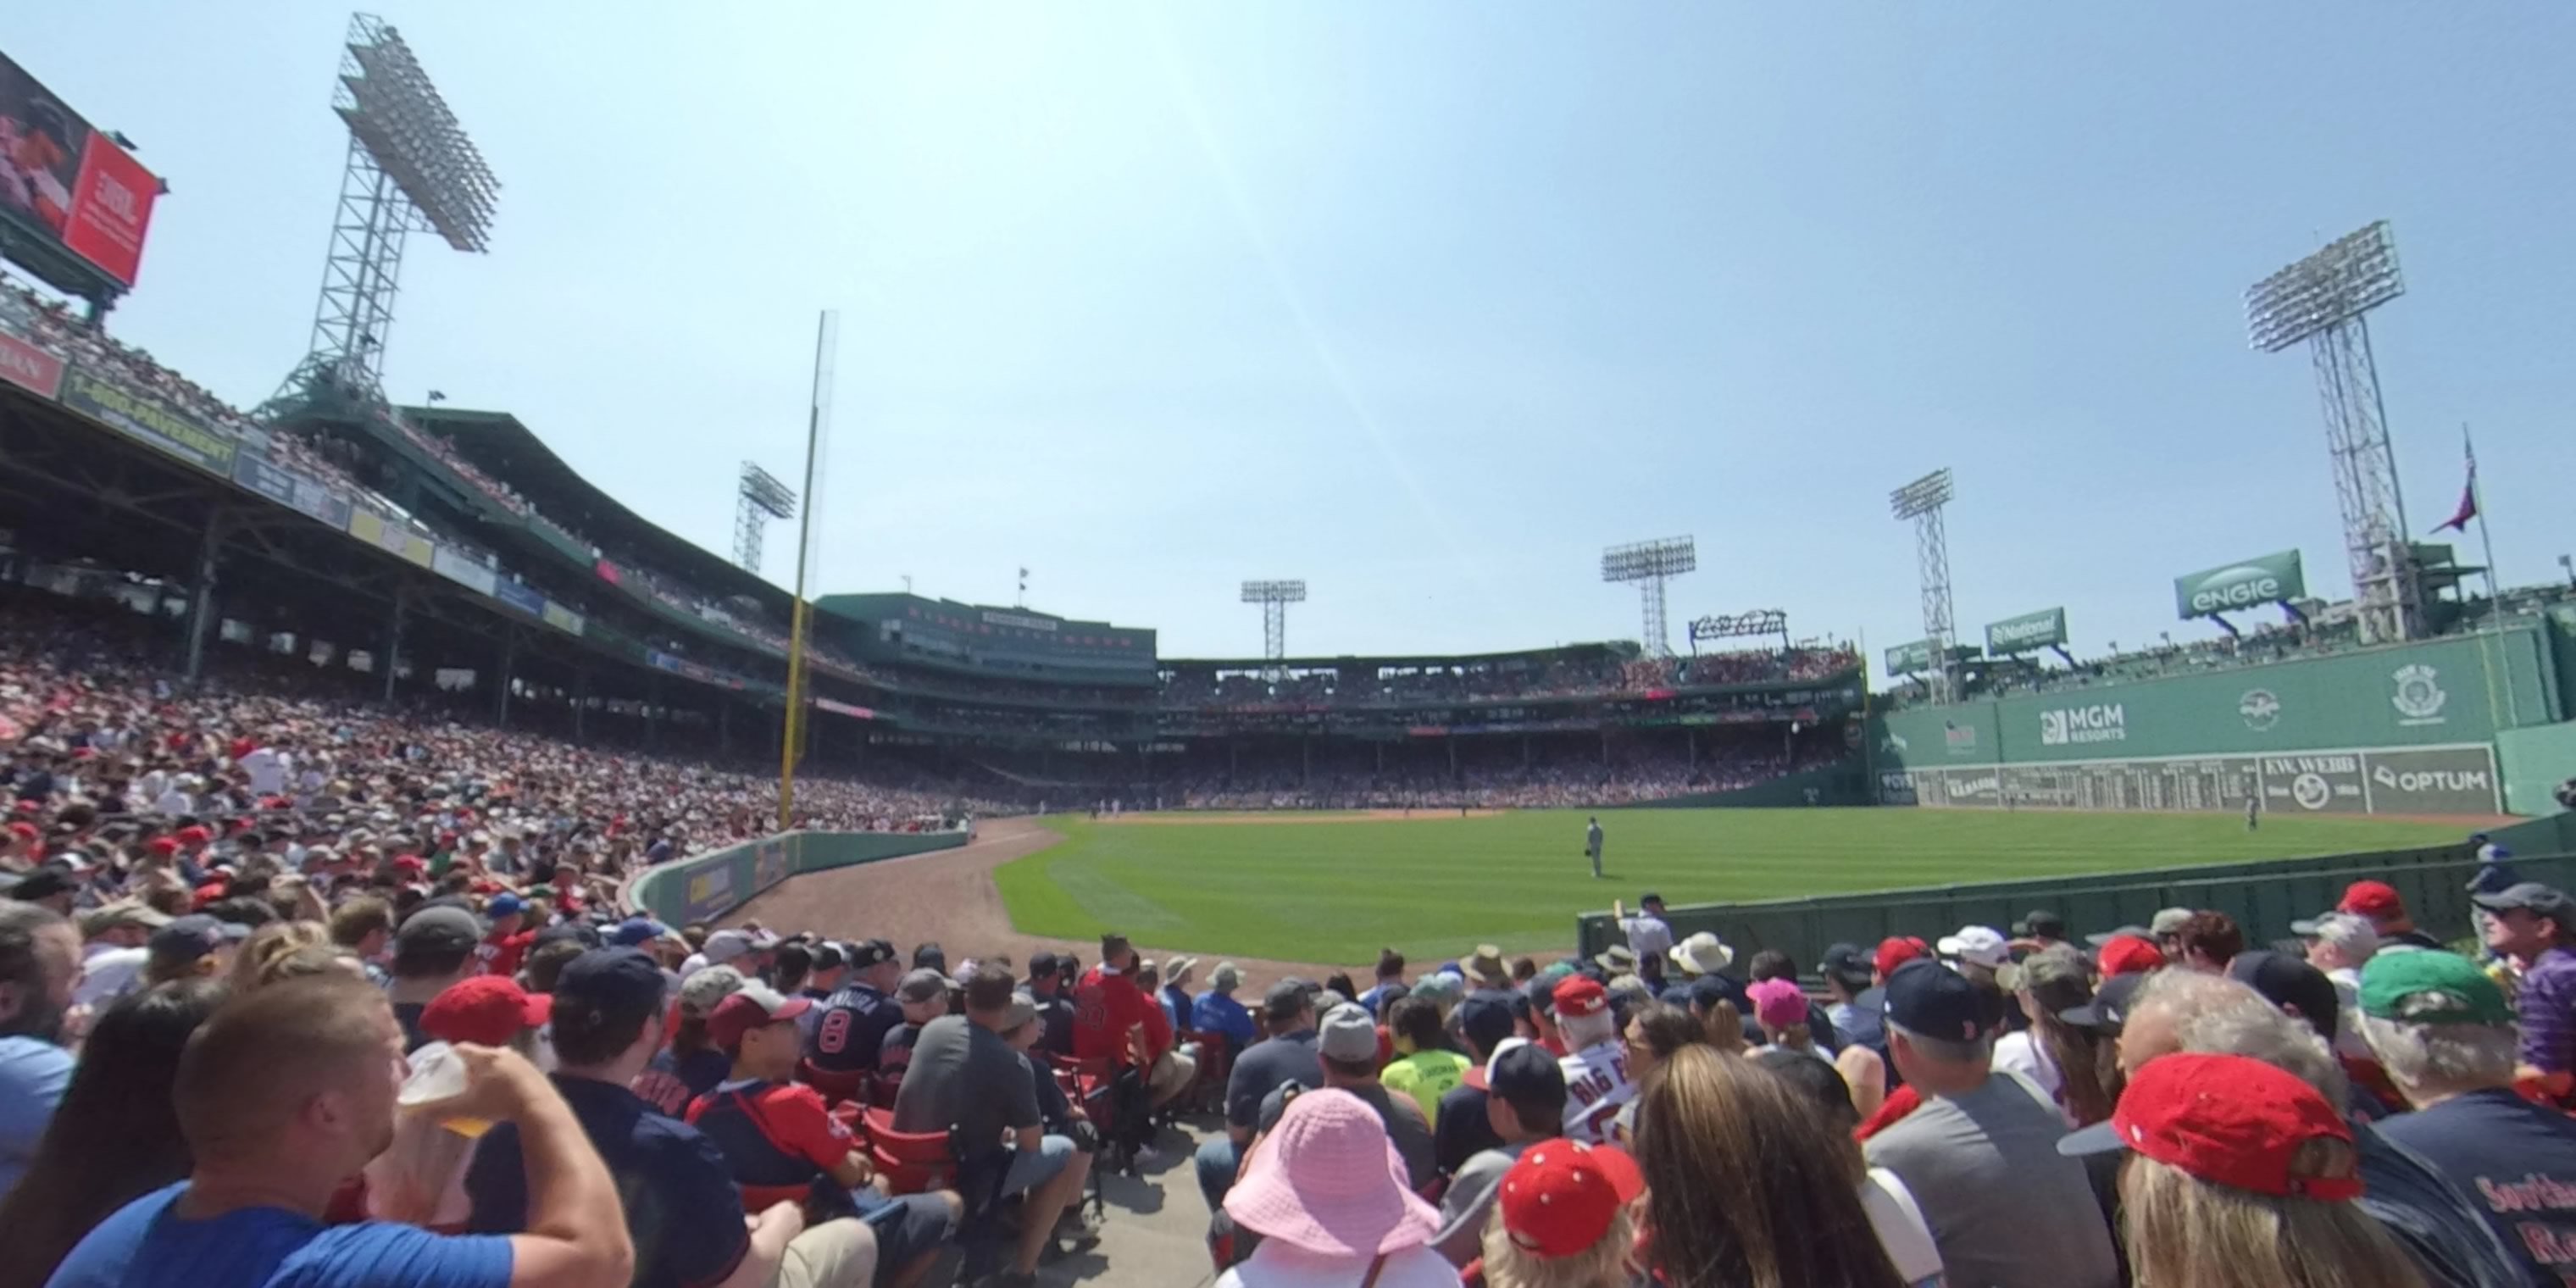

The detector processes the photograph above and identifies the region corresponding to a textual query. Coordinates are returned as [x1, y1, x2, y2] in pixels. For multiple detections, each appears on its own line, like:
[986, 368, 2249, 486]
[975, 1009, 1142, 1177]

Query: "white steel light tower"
[1241, 580, 1306, 679]
[272, 13, 498, 408]
[733, 462, 797, 575]
[1601, 537, 1696, 658]
[2246, 221, 2418, 644]
[1890, 469, 1957, 702]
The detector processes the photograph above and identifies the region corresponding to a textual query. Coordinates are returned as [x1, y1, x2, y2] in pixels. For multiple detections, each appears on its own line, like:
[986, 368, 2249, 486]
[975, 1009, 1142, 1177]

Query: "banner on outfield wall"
[1885, 639, 1934, 674]
[2174, 550, 2306, 619]
[0, 329, 64, 398]
[58, 363, 233, 475]
[0, 49, 163, 286]
[1985, 608, 2068, 655]
[752, 839, 791, 891]
[1879, 742, 2497, 816]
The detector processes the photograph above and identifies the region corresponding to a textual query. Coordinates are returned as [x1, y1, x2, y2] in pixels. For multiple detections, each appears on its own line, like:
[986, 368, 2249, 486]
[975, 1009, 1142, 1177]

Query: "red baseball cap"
[2097, 935, 2166, 978]
[1551, 976, 1610, 1021]
[2338, 880, 2403, 919]
[391, 855, 427, 877]
[1498, 1141, 1645, 1259]
[174, 825, 211, 847]
[706, 983, 815, 1049]
[191, 883, 227, 910]
[147, 836, 179, 856]
[1874, 935, 1929, 980]
[2057, 1052, 2361, 1201]
[423, 976, 552, 1047]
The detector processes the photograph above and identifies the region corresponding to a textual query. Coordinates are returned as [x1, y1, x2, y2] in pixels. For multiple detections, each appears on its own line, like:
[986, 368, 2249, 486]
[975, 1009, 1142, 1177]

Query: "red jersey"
[1072, 965, 1170, 1069]
[478, 930, 534, 979]
[686, 1079, 856, 1211]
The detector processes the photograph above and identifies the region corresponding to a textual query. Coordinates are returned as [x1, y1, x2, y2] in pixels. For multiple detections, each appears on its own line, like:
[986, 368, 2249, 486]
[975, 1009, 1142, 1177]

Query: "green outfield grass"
[991, 808, 2470, 965]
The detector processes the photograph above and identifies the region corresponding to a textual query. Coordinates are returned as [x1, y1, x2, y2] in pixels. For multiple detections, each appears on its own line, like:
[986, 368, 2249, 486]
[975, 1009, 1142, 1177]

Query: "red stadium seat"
[798, 1058, 867, 1109]
[863, 1106, 957, 1194]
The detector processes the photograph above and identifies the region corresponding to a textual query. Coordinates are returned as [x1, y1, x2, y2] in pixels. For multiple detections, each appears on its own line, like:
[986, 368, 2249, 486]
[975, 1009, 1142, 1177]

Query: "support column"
[380, 590, 406, 704]
[647, 676, 661, 749]
[573, 668, 589, 743]
[494, 634, 515, 728]
[1689, 729, 1699, 769]
[1302, 736, 1311, 786]
[1600, 730, 1610, 765]
[719, 700, 731, 757]
[182, 512, 225, 682]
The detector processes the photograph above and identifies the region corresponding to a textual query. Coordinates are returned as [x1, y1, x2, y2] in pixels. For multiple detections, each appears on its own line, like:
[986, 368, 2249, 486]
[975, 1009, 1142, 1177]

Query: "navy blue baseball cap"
[554, 948, 668, 1024]
[487, 892, 525, 919]
[535, 920, 602, 951]
[1455, 991, 1518, 1057]
[1486, 1041, 1567, 1113]
[1884, 959, 1996, 1043]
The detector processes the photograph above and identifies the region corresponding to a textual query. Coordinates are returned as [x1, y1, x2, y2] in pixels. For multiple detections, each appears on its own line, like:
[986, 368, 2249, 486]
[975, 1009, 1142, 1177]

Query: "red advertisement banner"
[0, 328, 64, 398]
[60, 137, 156, 286]
[1, 49, 161, 287]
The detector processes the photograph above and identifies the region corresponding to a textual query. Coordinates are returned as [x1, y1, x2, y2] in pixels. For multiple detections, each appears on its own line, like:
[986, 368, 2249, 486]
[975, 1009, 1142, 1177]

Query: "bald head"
[176, 971, 402, 1163]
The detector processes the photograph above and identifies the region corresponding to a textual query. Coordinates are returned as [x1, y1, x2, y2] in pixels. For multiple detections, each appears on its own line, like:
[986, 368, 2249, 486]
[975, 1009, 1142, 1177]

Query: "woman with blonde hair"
[1635, 1046, 1908, 1288]
[1480, 1141, 1641, 1288]
[2059, 1052, 2426, 1288]
[225, 919, 339, 993]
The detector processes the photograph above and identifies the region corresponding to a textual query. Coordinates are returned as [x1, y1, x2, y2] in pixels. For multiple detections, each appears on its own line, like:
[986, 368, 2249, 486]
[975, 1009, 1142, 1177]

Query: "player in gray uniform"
[1585, 817, 1604, 879]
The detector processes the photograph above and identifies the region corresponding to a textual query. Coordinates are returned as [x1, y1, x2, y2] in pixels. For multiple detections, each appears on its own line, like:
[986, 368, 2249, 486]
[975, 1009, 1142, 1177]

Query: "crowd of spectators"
[1158, 645, 1862, 714]
[12, 811, 2571, 1288]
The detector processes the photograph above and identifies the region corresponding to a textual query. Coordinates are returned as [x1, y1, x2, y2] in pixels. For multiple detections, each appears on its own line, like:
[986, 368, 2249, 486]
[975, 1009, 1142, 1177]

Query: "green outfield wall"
[1868, 627, 2562, 817]
[626, 830, 971, 926]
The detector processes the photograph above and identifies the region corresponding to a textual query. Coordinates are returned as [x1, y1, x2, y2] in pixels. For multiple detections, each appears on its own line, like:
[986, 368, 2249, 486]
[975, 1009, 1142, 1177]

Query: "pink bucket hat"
[1746, 977, 1808, 1030]
[1222, 1087, 1440, 1256]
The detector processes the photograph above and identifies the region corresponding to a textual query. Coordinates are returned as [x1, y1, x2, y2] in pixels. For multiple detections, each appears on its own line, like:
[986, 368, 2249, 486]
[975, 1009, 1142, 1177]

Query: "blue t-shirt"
[805, 984, 898, 1074]
[466, 1074, 749, 1288]
[2376, 1087, 2576, 1286]
[46, 1182, 513, 1288]
[0, 1033, 74, 1201]
[1191, 991, 1257, 1050]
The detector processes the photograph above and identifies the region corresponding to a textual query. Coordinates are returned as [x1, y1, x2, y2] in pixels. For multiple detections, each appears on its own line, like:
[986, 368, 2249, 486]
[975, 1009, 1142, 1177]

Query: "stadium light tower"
[2246, 220, 2418, 644]
[732, 461, 797, 575]
[1890, 469, 1957, 702]
[1241, 580, 1306, 680]
[1601, 537, 1696, 658]
[269, 14, 498, 409]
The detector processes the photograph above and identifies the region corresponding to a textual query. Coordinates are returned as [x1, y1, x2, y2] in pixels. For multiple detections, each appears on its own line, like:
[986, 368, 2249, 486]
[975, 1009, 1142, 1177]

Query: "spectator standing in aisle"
[1196, 980, 1322, 1209]
[1863, 960, 2119, 1288]
[469, 948, 872, 1288]
[2057, 1052, 2427, 1288]
[55, 971, 634, 1288]
[2472, 882, 2576, 1096]
[891, 969, 1092, 1288]
[0, 903, 76, 1202]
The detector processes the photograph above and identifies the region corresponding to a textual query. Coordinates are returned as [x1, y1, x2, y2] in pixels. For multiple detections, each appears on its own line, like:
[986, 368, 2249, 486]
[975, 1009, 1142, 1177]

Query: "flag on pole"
[2434, 433, 2479, 533]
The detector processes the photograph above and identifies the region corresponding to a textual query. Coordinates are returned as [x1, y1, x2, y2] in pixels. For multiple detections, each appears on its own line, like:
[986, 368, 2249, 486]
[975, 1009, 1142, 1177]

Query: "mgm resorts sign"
[2040, 702, 2126, 747]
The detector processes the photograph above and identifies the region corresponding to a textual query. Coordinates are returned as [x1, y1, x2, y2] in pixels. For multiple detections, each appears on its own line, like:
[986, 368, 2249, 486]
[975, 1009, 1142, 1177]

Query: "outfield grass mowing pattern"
[993, 808, 2468, 965]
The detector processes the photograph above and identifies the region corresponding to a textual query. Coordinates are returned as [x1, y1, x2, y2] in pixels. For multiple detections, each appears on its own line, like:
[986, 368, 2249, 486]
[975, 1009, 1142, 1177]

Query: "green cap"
[2359, 951, 2512, 1026]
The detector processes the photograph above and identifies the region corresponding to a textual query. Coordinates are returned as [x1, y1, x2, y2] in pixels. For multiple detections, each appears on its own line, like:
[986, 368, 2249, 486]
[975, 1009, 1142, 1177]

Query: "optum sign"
[2174, 550, 2306, 620]
[1985, 608, 2068, 655]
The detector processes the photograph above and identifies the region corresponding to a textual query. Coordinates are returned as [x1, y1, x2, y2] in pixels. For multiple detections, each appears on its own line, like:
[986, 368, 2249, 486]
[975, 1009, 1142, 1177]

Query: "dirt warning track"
[717, 816, 1422, 991]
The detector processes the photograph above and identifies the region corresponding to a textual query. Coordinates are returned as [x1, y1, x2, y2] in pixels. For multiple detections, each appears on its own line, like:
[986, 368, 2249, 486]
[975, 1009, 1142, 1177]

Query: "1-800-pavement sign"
[1881, 743, 2496, 816]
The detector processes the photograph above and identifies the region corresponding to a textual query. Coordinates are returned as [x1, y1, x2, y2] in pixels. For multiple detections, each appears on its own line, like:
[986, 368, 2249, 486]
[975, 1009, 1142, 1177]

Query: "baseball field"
[991, 808, 2471, 964]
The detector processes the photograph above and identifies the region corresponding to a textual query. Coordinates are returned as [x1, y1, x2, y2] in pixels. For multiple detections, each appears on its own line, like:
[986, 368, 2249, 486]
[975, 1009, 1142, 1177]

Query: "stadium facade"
[0, 306, 1865, 808]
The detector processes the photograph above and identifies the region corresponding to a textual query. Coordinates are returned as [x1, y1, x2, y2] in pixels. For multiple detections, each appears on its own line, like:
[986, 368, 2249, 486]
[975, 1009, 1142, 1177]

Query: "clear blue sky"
[11, 4, 2573, 675]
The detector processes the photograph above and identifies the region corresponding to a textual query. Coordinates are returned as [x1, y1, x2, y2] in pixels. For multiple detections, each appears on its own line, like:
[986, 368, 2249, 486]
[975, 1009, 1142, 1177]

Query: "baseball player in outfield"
[1585, 816, 1604, 879]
